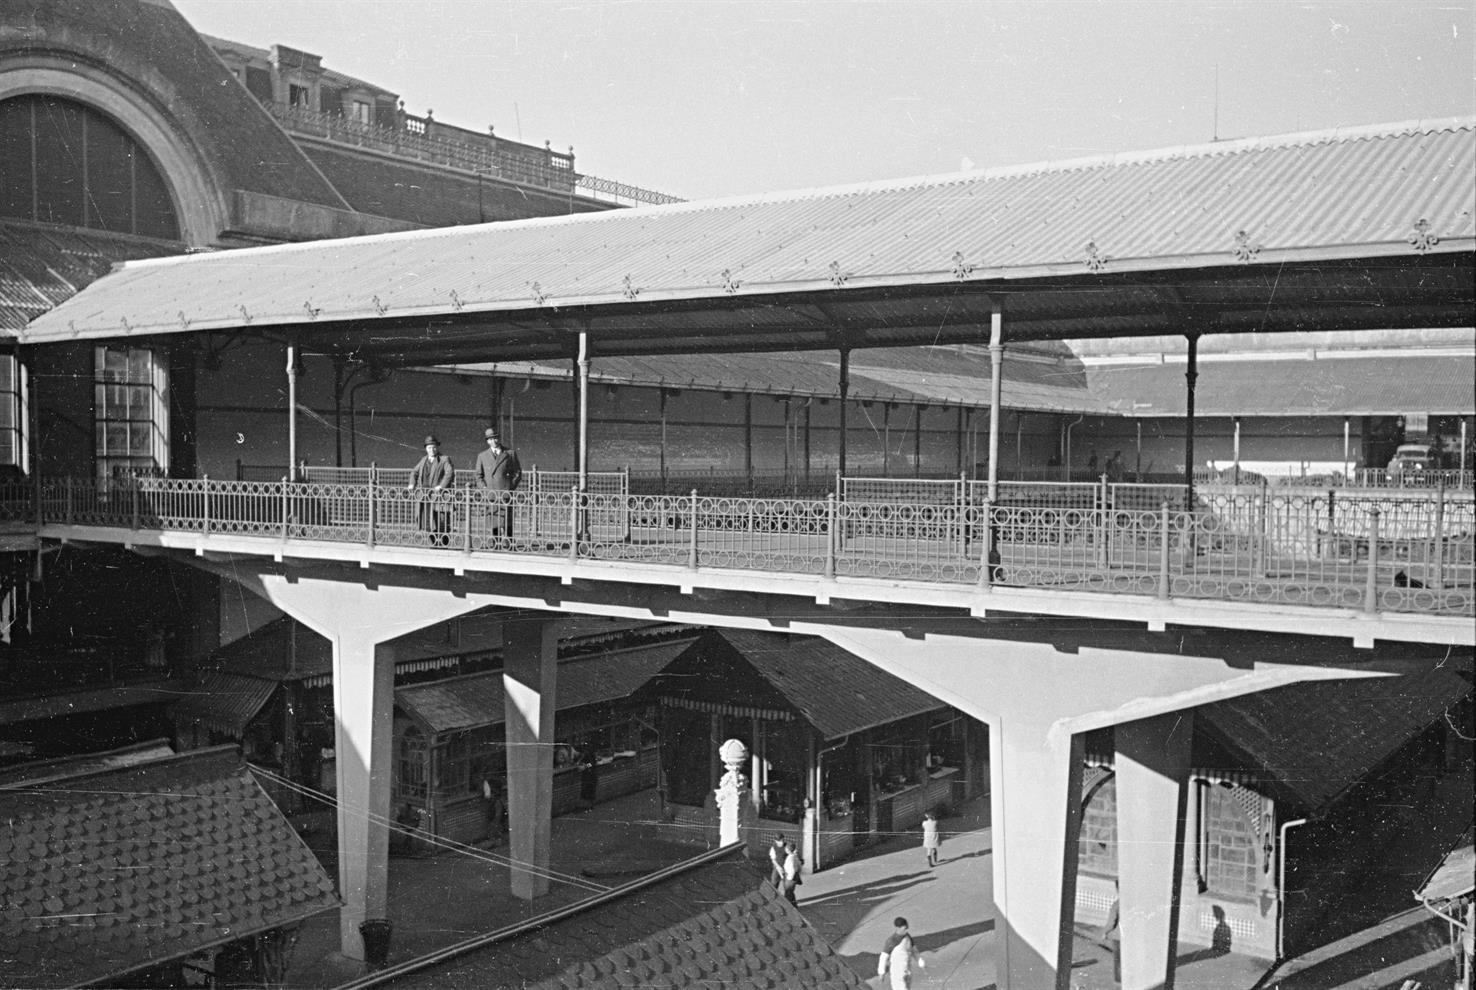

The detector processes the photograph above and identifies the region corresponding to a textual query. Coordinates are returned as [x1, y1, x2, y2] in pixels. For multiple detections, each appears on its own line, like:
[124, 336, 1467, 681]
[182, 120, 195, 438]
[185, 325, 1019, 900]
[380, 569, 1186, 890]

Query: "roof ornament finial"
[720, 269, 741, 294]
[371, 295, 388, 316]
[238, 305, 252, 325]
[1232, 229, 1262, 263]
[449, 289, 465, 312]
[530, 282, 548, 306]
[951, 251, 975, 281]
[303, 302, 321, 320]
[178, 311, 191, 331]
[827, 261, 849, 287]
[1408, 218, 1439, 253]
[622, 274, 640, 301]
[1084, 241, 1108, 273]
[120, 316, 132, 334]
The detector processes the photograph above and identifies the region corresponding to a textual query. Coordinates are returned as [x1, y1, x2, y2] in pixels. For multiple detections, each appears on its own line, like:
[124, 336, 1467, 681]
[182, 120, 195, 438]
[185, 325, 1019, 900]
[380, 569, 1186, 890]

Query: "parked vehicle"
[1386, 444, 1437, 481]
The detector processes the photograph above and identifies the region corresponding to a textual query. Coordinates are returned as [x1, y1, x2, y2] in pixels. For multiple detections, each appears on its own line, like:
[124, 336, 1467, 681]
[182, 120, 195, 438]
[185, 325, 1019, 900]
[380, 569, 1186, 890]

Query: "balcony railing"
[16, 477, 1472, 621]
[267, 102, 683, 207]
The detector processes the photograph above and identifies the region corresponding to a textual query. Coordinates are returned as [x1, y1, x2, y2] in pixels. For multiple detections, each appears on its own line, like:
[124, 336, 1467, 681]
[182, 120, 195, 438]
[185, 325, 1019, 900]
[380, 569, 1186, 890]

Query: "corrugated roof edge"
[96, 114, 1476, 277]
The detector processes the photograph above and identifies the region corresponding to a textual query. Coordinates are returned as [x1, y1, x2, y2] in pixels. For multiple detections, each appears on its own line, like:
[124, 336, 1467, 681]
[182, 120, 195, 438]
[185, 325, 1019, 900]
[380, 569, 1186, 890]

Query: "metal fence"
[28, 475, 1475, 619]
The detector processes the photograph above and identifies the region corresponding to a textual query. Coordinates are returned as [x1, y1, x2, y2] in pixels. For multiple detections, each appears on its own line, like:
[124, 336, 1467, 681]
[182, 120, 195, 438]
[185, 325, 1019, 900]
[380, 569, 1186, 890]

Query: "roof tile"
[0, 746, 338, 989]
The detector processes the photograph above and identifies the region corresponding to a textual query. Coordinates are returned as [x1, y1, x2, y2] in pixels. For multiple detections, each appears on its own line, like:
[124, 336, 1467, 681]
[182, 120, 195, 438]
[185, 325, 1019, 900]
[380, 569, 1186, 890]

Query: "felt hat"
[423, 435, 440, 446]
[484, 428, 501, 441]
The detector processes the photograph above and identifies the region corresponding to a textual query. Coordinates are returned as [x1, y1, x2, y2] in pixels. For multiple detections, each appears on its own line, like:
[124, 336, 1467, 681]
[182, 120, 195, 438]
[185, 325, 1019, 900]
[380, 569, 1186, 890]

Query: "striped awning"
[300, 655, 462, 689]
[658, 696, 793, 723]
[172, 672, 277, 738]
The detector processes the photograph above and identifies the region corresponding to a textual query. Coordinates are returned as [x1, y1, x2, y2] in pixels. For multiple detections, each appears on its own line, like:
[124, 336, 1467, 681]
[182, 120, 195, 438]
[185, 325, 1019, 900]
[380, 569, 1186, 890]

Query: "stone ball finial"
[719, 738, 748, 769]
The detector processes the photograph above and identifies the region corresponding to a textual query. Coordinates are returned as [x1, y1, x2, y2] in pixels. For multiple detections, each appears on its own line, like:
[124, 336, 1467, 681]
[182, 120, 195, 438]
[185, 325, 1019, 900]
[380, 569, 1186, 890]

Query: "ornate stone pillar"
[715, 738, 753, 850]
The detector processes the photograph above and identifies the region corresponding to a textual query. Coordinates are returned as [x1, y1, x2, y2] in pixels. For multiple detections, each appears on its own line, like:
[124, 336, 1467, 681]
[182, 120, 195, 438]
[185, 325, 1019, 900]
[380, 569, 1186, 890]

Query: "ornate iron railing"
[21, 476, 1474, 620]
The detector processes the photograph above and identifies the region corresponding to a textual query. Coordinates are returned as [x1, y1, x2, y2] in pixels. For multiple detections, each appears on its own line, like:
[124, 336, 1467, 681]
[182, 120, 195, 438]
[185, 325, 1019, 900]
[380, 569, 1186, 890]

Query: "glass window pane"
[129, 423, 152, 455]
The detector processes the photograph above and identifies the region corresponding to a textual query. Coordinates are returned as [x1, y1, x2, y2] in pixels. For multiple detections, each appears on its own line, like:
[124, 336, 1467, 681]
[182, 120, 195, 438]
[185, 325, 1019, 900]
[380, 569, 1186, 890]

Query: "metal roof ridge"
[96, 115, 1476, 279]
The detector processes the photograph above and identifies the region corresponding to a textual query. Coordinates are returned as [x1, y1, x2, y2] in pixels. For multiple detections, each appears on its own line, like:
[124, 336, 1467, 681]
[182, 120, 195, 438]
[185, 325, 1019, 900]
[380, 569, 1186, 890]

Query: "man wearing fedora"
[474, 428, 522, 541]
[408, 434, 455, 546]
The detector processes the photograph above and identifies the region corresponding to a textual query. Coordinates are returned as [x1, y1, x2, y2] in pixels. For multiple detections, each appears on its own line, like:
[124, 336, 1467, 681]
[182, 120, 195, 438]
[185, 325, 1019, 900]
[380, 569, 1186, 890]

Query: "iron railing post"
[978, 500, 994, 590]
[1255, 480, 1269, 576]
[202, 476, 211, 537]
[688, 489, 699, 570]
[825, 492, 838, 580]
[1097, 474, 1110, 570]
[64, 476, 74, 526]
[956, 473, 967, 560]
[569, 487, 581, 564]
[1431, 481, 1445, 590]
[366, 474, 376, 550]
[463, 484, 473, 554]
[1158, 501, 1171, 600]
[1363, 509, 1380, 615]
[131, 477, 140, 531]
[281, 478, 290, 542]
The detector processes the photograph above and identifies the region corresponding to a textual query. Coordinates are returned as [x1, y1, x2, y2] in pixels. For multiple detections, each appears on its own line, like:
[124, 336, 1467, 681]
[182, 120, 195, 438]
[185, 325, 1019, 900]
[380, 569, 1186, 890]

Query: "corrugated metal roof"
[1086, 350, 1476, 416]
[20, 117, 1474, 350]
[474, 343, 1106, 412]
[1417, 829, 1474, 902]
[172, 671, 278, 737]
[0, 221, 182, 330]
[396, 638, 694, 734]
[1198, 666, 1470, 812]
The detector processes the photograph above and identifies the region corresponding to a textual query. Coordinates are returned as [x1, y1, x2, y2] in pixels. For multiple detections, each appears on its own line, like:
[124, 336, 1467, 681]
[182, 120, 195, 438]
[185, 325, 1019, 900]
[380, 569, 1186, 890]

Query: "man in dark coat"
[473, 428, 522, 540]
[407, 434, 455, 546]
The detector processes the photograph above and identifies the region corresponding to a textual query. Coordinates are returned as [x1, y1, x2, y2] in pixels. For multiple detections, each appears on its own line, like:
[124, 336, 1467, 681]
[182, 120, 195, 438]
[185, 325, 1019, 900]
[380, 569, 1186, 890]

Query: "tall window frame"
[0, 352, 25, 475]
[94, 345, 169, 481]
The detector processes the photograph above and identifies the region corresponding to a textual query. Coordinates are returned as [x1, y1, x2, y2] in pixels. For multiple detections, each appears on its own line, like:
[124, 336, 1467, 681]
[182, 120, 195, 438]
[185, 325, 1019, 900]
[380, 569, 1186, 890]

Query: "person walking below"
[768, 836, 786, 892]
[877, 916, 925, 989]
[1100, 884, 1122, 984]
[408, 435, 455, 547]
[921, 810, 941, 867]
[781, 840, 803, 906]
[473, 428, 522, 542]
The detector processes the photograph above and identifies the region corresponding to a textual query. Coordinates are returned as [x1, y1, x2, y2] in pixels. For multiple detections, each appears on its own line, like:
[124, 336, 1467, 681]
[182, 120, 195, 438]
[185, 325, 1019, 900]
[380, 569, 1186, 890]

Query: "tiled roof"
[1198, 666, 1472, 811]
[0, 745, 338, 989]
[362, 846, 867, 990]
[651, 630, 946, 741]
[397, 638, 695, 734]
[0, 221, 182, 331]
[172, 671, 278, 737]
[23, 117, 1473, 348]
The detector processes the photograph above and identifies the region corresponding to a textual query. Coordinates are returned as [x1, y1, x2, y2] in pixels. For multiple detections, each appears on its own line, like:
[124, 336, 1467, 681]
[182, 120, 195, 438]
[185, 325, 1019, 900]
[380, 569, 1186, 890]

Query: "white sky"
[174, 0, 1475, 201]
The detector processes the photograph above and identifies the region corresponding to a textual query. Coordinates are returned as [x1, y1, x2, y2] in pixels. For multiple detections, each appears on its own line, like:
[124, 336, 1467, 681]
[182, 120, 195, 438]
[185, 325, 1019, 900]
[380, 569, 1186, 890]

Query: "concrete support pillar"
[991, 716, 1085, 990]
[503, 616, 559, 900]
[330, 631, 397, 954]
[1115, 712, 1194, 990]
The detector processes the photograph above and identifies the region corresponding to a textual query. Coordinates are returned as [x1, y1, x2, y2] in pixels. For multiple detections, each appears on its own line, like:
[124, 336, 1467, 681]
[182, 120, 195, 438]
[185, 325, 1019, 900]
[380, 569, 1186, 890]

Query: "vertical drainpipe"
[1343, 417, 1352, 480]
[987, 301, 1004, 502]
[1184, 333, 1199, 513]
[577, 332, 590, 491]
[838, 347, 850, 478]
[286, 344, 299, 482]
